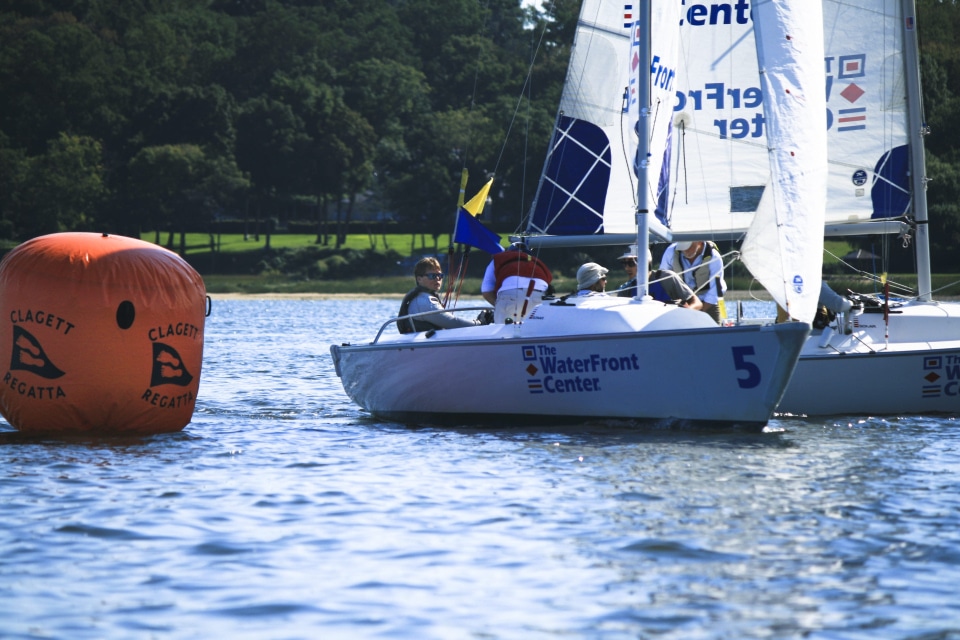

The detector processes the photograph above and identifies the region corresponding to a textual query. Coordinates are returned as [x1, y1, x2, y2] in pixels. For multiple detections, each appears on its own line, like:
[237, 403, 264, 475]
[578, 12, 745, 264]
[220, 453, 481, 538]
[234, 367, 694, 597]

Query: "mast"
[901, 0, 932, 302]
[633, 0, 651, 302]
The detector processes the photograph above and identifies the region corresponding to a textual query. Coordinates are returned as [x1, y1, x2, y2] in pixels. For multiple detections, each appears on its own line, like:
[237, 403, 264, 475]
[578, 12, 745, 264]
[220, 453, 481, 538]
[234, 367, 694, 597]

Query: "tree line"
[0, 0, 579, 253]
[1, 1, 959, 268]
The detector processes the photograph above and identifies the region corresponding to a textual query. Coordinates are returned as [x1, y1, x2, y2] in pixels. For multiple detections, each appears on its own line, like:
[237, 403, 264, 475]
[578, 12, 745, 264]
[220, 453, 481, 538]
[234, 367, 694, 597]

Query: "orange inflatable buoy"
[0, 232, 207, 435]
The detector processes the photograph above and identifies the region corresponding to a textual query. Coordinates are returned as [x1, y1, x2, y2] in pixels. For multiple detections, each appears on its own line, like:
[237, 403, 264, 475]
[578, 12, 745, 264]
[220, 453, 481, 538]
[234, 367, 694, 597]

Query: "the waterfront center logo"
[920, 355, 960, 399]
[521, 344, 640, 395]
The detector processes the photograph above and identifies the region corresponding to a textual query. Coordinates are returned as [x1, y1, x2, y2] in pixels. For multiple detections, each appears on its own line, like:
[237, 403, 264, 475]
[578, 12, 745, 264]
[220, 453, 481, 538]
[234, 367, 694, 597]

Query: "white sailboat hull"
[778, 300, 960, 416]
[331, 298, 809, 430]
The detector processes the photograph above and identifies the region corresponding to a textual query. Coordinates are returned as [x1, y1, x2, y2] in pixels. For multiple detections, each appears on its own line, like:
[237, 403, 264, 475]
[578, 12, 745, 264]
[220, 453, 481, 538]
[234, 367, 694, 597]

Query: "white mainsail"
[740, 0, 827, 324]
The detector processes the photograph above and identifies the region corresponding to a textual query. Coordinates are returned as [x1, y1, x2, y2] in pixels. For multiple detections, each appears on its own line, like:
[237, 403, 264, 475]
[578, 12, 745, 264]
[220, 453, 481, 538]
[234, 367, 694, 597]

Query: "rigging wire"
[490, 7, 552, 228]
[442, 1, 557, 310]
[444, 0, 499, 308]
[483, 3, 555, 289]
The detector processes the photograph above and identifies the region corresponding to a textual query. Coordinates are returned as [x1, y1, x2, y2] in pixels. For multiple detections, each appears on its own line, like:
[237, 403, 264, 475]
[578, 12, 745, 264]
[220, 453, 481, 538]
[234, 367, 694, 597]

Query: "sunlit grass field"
[137, 232, 960, 298]
[140, 231, 454, 256]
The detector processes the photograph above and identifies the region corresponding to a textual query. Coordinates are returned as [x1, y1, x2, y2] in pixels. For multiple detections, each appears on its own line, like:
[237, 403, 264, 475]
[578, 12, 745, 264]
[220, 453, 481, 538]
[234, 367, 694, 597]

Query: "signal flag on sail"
[454, 207, 503, 254]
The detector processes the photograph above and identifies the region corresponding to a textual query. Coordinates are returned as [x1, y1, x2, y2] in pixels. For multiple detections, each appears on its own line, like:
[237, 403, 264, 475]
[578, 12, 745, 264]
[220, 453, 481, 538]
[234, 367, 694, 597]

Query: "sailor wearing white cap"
[576, 262, 608, 296]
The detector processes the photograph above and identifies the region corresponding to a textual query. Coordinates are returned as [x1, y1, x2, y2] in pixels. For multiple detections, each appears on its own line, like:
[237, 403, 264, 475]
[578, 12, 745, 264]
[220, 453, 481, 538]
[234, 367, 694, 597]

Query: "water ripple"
[1, 300, 959, 638]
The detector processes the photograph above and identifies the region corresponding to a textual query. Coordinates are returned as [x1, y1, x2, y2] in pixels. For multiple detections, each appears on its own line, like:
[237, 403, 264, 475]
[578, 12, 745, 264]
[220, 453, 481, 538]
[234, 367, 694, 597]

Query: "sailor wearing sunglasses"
[397, 257, 489, 334]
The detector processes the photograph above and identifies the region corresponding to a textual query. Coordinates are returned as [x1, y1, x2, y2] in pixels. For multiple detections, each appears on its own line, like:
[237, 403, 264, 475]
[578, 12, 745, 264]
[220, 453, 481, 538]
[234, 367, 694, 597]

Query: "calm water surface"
[2, 299, 959, 639]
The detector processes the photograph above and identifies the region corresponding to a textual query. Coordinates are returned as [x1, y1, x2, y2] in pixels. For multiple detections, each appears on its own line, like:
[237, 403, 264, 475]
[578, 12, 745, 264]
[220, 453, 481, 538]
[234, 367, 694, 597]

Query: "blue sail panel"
[654, 121, 673, 227]
[529, 116, 612, 236]
[871, 144, 910, 219]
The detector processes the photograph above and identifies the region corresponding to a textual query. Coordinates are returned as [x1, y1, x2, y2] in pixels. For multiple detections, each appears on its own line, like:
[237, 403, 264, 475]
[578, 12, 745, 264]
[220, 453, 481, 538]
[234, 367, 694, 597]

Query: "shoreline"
[208, 292, 407, 300]
[208, 290, 776, 301]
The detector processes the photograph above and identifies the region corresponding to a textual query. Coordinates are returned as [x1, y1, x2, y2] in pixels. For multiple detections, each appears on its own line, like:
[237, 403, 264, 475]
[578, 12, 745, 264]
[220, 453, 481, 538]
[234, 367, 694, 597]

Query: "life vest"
[616, 278, 636, 298]
[669, 241, 724, 296]
[398, 286, 441, 334]
[492, 250, 552, 292]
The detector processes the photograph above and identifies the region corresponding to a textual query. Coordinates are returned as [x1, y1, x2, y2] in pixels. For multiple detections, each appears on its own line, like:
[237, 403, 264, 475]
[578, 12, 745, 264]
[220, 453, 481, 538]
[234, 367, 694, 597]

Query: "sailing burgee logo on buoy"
[10, 325, 65, 379]
[150, 342, 193, 387]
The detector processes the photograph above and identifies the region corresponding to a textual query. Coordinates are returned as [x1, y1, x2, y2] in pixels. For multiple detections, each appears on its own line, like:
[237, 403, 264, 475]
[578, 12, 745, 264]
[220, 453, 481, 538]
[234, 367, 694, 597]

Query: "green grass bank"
[143, 232, 960, 299]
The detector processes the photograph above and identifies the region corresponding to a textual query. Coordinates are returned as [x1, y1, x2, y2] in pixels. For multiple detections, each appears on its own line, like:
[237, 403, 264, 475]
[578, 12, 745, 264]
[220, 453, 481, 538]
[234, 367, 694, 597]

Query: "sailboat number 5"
[731, 346, 761, 389]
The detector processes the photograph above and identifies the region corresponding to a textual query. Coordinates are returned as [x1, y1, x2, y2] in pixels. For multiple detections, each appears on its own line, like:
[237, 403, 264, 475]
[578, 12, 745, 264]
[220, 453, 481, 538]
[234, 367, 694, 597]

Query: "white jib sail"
[740, 0, 828, 325]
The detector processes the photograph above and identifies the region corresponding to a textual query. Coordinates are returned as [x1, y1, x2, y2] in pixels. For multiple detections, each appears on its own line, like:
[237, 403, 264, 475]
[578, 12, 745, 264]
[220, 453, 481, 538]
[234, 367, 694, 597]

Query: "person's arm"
[665, 272, 703, 310]
[408, 293, 479, 329]
[480, 261, 497, 305]
[683, 293, 703, 311]
[429, 310, 481, 329]
[819, 281, 852, 313]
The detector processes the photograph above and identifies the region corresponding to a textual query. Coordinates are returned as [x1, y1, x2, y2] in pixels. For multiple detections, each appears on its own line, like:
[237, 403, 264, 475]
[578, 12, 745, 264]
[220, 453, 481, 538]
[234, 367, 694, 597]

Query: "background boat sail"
[329, 0, 812, 430]
[664, 0, 960, 416]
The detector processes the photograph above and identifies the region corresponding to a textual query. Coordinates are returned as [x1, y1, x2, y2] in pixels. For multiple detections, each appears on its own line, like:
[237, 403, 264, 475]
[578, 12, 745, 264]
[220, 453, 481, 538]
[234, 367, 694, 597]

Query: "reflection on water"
[1, 299, 958, 639]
